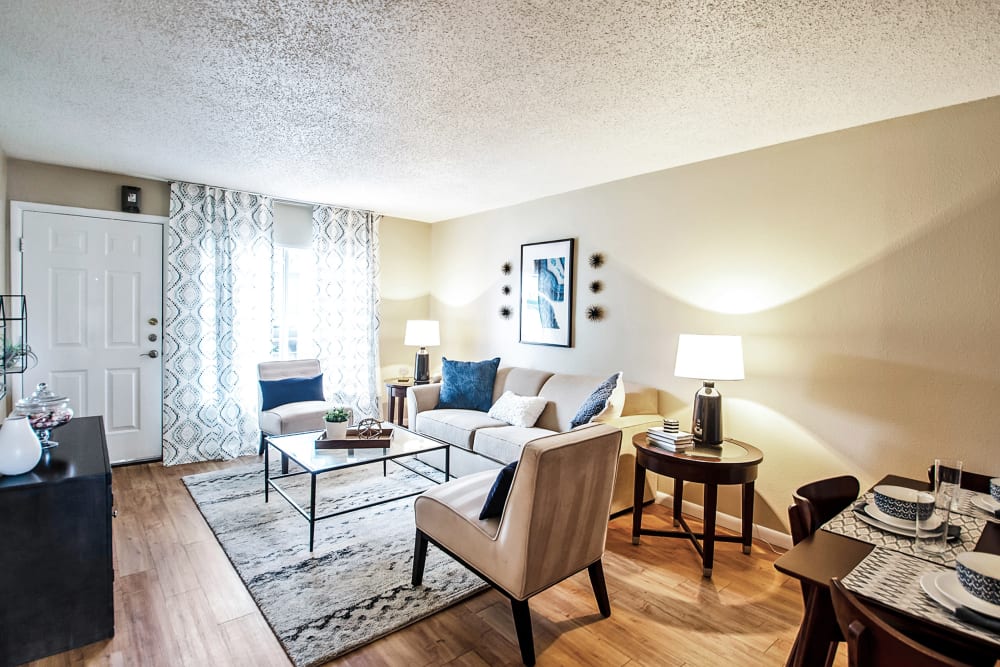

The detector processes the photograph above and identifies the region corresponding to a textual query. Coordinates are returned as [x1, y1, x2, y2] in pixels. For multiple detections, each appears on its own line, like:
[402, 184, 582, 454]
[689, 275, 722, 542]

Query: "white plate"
[866, 503, 941, 531]
[854, 506, 919, 536]
[971, 494, 1000, 513]
[936, 571, 1000, 619]
[921, 572, 957, 612]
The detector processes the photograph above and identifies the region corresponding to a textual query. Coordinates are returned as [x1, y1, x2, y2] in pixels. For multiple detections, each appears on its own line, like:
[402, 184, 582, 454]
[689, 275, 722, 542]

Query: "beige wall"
[429, 96, 1000, 533]
[378, 215, 433, 382]
[0, 147, 7, 292]
[6, 159, 170, 217]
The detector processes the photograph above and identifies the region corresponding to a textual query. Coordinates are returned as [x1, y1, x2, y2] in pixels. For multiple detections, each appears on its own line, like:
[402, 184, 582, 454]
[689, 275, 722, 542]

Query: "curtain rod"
[168, 179, 377, 216]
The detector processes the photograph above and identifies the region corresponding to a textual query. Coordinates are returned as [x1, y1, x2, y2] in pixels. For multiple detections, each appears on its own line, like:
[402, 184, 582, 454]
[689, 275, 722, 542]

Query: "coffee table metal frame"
[264, 427, 451, 551]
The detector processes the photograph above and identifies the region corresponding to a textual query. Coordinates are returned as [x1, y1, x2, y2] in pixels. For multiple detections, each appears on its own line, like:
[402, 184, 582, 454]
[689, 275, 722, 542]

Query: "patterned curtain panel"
[162, 182, 275, 465]
[304, 206, 382, 419]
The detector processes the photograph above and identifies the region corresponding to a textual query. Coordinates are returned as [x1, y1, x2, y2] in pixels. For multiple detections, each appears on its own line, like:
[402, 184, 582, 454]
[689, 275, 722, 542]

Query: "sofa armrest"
[407, 383, 442, 427]
[598, 413, 663, 514]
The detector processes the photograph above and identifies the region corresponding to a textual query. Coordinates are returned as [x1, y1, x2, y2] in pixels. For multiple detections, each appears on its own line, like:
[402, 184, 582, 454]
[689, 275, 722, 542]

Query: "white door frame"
[8, 200, 168, 439]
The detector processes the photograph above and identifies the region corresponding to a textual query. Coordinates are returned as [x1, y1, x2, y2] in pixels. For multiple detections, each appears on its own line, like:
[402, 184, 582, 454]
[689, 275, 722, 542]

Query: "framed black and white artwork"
[519, 238, 574, 347]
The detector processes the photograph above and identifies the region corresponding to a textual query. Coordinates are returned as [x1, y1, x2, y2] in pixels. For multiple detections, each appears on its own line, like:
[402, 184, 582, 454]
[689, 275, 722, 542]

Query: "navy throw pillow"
[437, 357, 501, 412]
[570, 373, 620, 428]
[479, 461, 517, 520]
[259, 374, 324, 411]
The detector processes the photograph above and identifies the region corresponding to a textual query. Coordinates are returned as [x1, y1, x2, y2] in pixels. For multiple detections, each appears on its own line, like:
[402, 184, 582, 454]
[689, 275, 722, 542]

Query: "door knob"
[140, 350, 159, 358]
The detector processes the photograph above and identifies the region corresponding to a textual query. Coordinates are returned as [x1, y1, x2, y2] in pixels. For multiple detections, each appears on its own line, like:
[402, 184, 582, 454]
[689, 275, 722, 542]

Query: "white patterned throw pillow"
[488, 391, 548, 428]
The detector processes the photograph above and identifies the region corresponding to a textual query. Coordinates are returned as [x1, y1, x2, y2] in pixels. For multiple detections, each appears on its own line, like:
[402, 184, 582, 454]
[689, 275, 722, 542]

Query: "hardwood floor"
[26, 457, 842, 667]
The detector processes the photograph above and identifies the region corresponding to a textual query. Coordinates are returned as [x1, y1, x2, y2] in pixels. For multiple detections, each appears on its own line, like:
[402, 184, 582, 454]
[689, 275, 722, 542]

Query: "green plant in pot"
[324, 407, 350, 440]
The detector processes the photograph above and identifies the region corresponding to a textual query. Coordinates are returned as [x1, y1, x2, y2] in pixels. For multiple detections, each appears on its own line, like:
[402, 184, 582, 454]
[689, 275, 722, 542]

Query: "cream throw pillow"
[591, 372, 625, 423]
[488, 391, 548, 428]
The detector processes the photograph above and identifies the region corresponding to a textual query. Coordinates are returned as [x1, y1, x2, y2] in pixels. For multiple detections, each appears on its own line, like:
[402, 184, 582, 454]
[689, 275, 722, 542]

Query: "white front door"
[13, 206, 164, 464]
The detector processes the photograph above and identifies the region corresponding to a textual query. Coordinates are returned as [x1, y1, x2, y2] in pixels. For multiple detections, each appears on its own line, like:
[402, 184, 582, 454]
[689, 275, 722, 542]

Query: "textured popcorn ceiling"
[1, 1, 998, 222]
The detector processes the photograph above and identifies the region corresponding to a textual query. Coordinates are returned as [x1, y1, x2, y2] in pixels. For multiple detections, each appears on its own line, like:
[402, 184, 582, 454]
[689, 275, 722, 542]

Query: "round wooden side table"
[385, 380, 414, 426]
[631, 434, 763, 577]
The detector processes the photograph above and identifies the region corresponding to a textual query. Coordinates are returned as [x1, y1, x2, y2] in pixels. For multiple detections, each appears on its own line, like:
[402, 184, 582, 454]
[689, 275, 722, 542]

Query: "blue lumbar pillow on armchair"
[259, 374, 325, 411]
[437, 357, 501, 412]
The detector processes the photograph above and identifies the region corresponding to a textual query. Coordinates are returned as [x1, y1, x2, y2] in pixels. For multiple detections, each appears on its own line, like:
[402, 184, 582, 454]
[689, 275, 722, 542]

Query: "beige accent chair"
[412, 423, 622, 665]
[257, 359, 329, 457]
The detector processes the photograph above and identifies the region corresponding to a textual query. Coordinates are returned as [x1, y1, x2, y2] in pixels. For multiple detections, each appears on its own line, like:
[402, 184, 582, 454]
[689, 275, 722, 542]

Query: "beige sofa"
[407, 366, 660, 514]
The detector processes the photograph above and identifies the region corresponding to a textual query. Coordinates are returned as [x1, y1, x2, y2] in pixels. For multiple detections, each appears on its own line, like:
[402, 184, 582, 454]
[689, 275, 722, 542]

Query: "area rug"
[182, 461, 489, 667]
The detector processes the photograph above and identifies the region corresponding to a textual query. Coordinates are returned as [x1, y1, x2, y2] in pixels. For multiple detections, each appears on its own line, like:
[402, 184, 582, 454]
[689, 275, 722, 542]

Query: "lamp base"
[691, 381, 723, 446]
[414, 348, 430, 384]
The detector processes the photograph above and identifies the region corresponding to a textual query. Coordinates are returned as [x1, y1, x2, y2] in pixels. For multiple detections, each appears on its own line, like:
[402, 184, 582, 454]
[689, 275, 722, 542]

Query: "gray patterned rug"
[182, 461, 489, 667]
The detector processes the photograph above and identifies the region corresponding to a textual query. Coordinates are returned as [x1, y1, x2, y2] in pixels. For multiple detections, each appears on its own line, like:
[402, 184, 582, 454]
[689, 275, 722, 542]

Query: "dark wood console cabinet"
[0, 416, 114, 666]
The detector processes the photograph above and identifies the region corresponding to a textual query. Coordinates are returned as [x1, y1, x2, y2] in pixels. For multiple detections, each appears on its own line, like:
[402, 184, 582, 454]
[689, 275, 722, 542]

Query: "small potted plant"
[324, 407, 350, 440]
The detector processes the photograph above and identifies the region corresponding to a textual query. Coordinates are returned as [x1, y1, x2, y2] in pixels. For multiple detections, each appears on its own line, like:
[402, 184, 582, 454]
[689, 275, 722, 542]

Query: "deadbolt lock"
[148, 333, 158, 342]
[148, 317, 159, 326]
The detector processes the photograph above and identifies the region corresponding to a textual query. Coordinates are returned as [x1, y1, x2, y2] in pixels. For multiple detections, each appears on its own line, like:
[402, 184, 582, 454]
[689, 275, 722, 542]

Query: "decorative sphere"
[356, 418, 382, 439]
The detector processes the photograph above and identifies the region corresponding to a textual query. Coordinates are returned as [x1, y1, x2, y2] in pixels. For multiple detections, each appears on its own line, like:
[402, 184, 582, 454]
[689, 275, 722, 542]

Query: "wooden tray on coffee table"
[315, 426, 394, 449]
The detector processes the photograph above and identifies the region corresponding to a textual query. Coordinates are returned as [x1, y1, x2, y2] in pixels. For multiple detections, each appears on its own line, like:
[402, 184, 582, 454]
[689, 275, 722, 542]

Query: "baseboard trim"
[653, 491, 793, 551]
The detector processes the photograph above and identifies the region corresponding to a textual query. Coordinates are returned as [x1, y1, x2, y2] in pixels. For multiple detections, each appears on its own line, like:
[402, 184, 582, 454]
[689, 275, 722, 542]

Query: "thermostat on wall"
[121, 185, 141, 213]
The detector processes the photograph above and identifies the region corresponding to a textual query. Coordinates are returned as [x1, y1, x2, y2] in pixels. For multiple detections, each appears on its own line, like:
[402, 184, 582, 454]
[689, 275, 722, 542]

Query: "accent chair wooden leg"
[587, 560, 612, 617]
[510, 598, 535, 666]
[412, 529, 428, 586]
[258, 432, 267, 456]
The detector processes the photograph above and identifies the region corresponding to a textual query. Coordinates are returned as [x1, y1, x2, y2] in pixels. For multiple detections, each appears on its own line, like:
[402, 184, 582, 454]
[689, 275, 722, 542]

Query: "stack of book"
[647, 419, 694, 451]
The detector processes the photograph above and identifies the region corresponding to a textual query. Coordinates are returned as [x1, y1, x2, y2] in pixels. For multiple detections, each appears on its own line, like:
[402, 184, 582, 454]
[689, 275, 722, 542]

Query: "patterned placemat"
[821, 492, 987, 567]
[842, 547, 1000, 648]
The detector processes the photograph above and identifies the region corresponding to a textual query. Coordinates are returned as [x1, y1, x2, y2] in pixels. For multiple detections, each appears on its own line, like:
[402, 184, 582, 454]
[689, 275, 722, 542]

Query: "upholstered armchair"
[412, 423, 623, 665]
[257, 359, 329, 456]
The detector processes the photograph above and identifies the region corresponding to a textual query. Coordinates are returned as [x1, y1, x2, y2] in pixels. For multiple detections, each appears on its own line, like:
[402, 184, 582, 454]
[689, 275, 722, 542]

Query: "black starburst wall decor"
[589, 280, 603, 294]
[499, 306, 513, 320]
[586, 305, 605, 321]
[589, 253, 604, 269]
[501, 285, 512, 296]
[501, 261, 512, 275]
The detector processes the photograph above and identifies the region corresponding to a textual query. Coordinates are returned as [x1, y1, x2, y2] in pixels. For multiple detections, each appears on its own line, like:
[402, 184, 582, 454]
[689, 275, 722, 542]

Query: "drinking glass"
[935, 458, 964, 511]
[916, 459, 962, 553]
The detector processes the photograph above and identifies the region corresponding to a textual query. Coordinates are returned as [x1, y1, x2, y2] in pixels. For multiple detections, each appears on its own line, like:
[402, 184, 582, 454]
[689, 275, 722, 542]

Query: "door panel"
[18, 210, 163, 464]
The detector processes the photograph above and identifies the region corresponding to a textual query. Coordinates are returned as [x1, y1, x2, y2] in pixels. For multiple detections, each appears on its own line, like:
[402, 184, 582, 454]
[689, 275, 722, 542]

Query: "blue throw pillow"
[479, 461, 517, 520]
[570, 373, 620, 428]
[259, 374, 324, 411]
[437, 357, 501, 412]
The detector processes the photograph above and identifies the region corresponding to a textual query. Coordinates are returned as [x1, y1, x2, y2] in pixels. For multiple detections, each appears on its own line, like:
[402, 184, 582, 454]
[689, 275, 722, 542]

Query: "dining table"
[774, 474, 1000, 666]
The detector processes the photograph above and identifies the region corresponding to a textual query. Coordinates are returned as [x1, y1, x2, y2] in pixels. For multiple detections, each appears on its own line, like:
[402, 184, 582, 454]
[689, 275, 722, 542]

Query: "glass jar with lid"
[13, 382, 74, 448]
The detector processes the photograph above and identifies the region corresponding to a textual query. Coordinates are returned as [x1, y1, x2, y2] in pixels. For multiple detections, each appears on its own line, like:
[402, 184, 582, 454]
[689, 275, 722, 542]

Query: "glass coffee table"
[263, 425, 450, 551]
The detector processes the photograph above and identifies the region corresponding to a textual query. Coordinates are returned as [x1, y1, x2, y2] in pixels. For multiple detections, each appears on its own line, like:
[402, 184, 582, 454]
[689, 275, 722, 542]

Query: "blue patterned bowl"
[991, 477, 1000, 502]
[956, 553, 1000, 606]
[873, 485, 934, 521]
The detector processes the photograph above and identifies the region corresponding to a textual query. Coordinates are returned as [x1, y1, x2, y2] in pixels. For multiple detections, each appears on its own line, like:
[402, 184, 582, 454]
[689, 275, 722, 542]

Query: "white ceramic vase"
[325, 421, 348, 440]
[0, 415, 43, 476]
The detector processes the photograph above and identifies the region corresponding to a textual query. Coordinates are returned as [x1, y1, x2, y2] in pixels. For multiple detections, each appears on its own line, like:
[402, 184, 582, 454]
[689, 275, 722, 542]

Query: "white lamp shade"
[674, 334, 745, 381]
[404, 320, 440, 347]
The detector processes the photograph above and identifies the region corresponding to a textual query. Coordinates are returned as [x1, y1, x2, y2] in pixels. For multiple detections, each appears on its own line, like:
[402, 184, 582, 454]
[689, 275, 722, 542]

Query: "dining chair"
[786, 475, 860, 667]
[411, 424, 622, 666]
[793, 475, 861, 534]
[925, 465, 993, 494]
[830, 578, 973, 667]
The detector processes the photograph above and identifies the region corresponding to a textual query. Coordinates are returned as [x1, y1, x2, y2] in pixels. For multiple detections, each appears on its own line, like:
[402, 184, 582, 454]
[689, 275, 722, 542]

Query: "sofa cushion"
[438, 357, 501, 411]
[493, 367, 554, 403]
[570, 373, 621, 428]
[260, 400, 329, 435]
[487, 391, 548, 428]
[416, 409, 507, 450]
[473, 425, 558, 463]
[479, 461, 517, 520]
[259, 374, 324, 411]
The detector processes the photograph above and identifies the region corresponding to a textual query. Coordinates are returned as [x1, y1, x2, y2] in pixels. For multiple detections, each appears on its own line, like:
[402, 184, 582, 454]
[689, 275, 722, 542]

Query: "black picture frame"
[519, 238, 575, 347]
